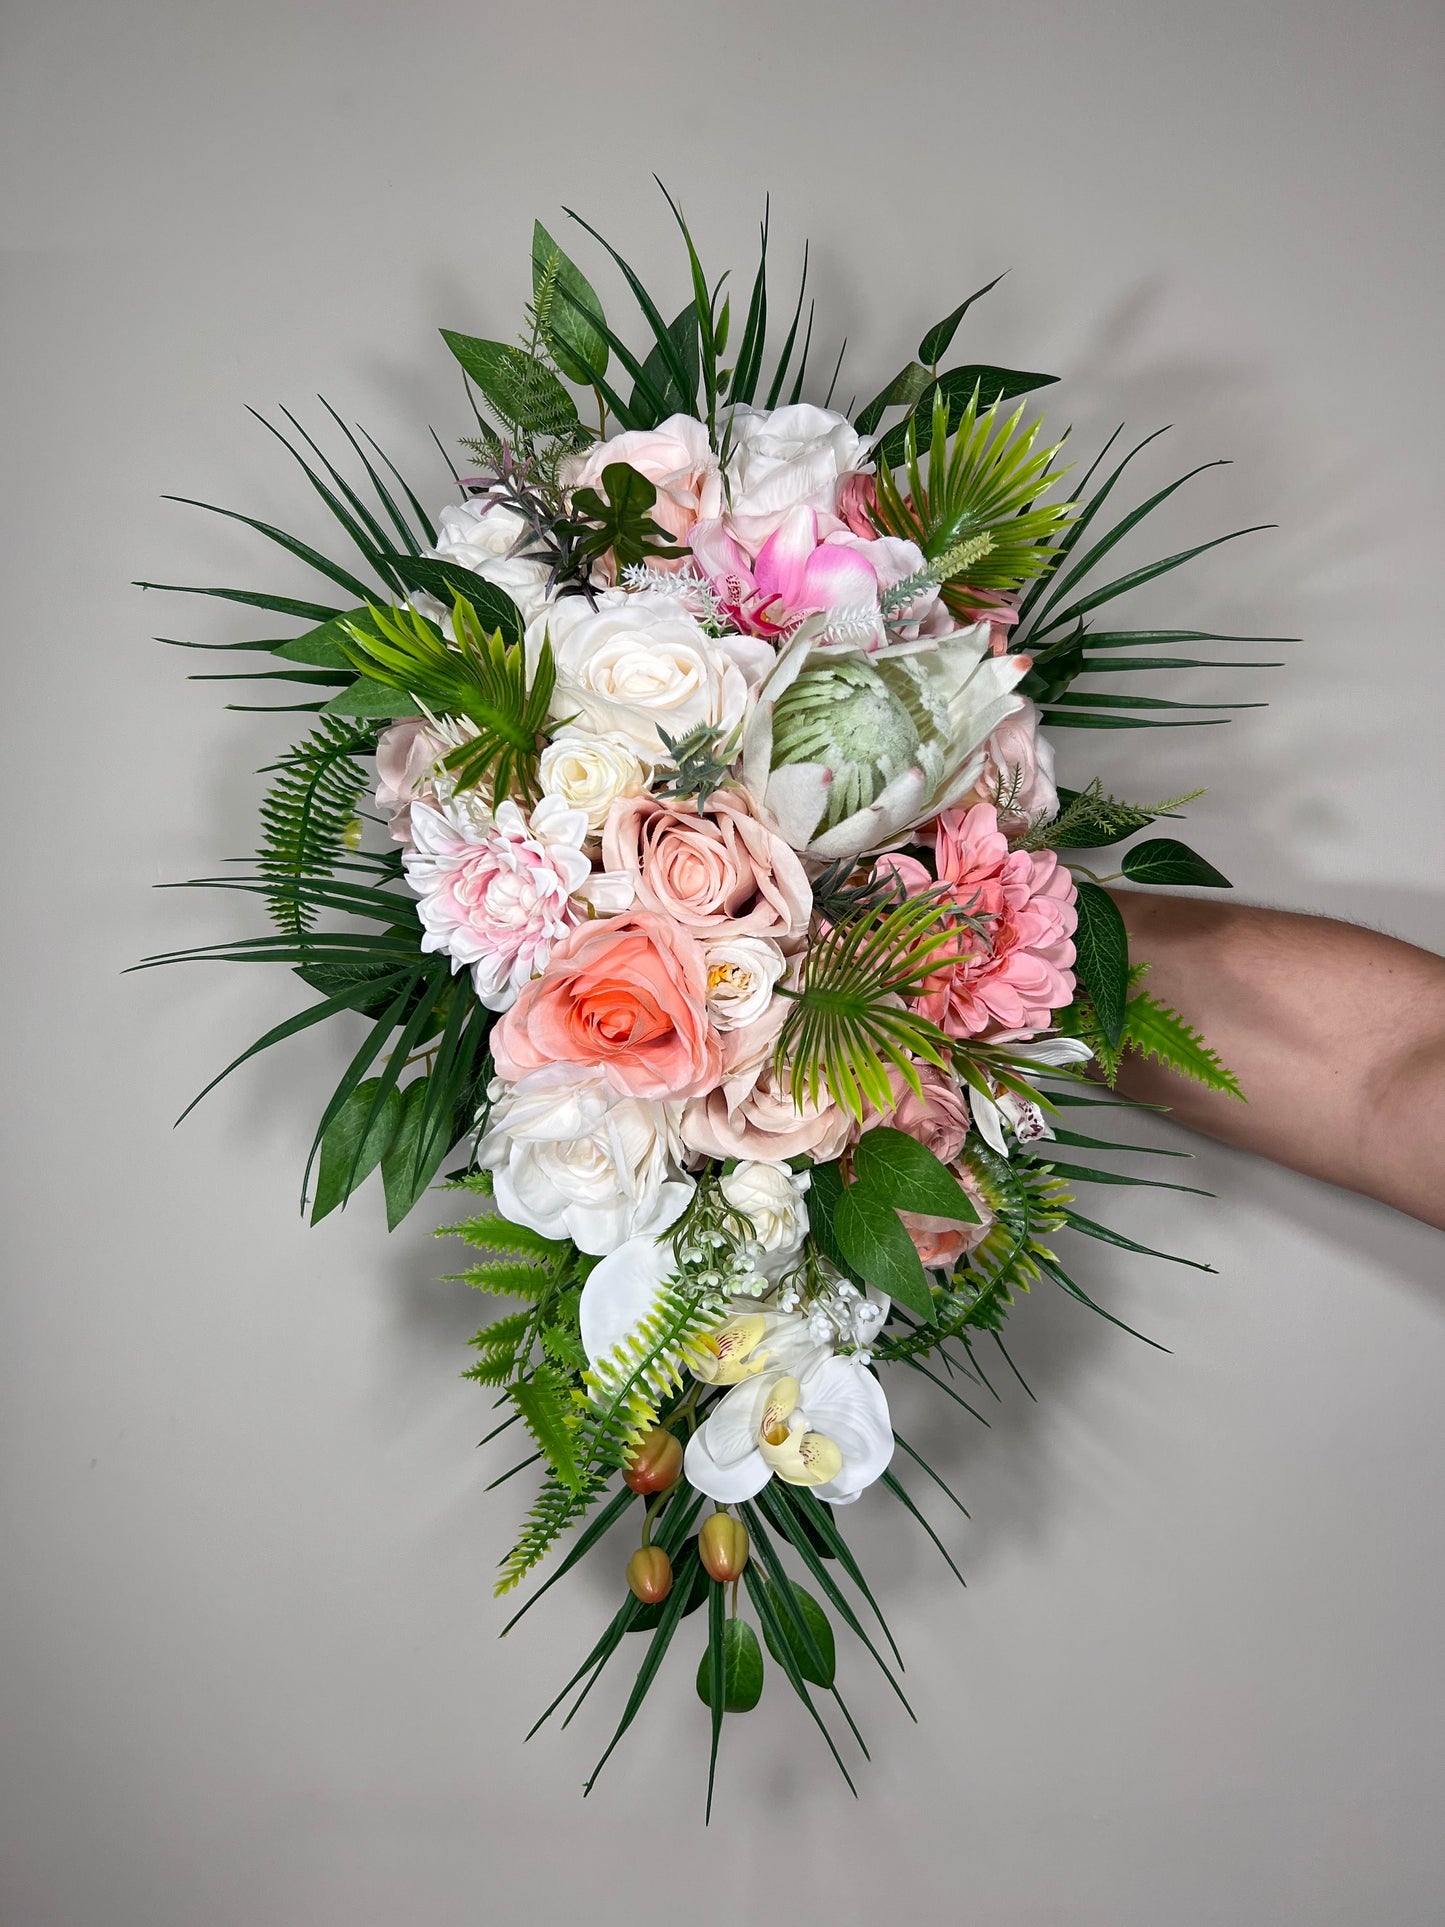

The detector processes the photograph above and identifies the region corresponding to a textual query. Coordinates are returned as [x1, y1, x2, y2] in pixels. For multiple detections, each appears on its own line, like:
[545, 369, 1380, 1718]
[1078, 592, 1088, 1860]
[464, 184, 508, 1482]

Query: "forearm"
[1104, 891, 1445, 1230]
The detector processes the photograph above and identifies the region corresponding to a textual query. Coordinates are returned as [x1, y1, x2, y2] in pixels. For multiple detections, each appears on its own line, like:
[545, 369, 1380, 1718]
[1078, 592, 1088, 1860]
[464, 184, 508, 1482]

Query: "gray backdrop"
[3, 2, 1443, 1922]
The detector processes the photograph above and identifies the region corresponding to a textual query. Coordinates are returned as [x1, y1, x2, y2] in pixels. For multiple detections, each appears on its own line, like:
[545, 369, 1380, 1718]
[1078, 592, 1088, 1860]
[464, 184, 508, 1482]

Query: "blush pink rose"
[871, 1063, 971, 1164]
[491, 909, 721, 1101]
[967, 698, 1059, 832]
[601, 789, 812, 944]
[906, 803, 1077, 1041]
[680, 997, 856, 1164]
[563, 413, 722, 552]
[375, 719, 451, 843]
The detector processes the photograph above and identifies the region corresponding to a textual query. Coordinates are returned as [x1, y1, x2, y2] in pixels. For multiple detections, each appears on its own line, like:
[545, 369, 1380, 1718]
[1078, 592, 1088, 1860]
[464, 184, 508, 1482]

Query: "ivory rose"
[563, 414, 722, 548]
[700, 934, 786, 1030]
[431, 498, 554, 625]
[476, 1066, 692, 1255]
[718, 1160, 810, 1272]
[538, 726, 651, 837]
[601, 789, 812, 943]
[491, 909, 721, 1100]
[680, 997, 855, 1164]
[722, 403, 866, 553]
[547, 591, 748, 759]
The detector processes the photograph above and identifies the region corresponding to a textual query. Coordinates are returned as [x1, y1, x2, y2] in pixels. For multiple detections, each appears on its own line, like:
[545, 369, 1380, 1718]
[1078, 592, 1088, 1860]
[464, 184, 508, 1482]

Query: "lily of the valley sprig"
[139, 184, 1271, 1813]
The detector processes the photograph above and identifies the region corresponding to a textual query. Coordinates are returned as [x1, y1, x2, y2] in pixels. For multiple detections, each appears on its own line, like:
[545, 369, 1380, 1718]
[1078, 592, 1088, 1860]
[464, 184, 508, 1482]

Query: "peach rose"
[899, 1189, 992, 1272]
[601, 789, 812, 944]
[491, 910, 721, 1102]
[563, 413, 722, 550]
[680, 998, 856, 1164]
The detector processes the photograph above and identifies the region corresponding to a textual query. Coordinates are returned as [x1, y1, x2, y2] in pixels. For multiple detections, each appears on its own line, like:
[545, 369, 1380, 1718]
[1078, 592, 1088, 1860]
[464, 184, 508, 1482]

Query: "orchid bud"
[626, 1546, 673, 1605]
[699, 1511, 750, 1584]
[623, 1426, 683, 1495]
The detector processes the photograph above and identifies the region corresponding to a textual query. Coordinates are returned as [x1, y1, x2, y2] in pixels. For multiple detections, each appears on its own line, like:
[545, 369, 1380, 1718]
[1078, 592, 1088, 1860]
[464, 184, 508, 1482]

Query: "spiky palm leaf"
[873, 386, 1073, 613]
[777, 892, 986, 1119]
[339, 594, 556, 804]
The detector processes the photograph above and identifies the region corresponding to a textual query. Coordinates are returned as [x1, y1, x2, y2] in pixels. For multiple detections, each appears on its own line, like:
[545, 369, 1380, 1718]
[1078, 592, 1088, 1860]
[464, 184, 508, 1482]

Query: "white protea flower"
[740, 618, 1033, 862]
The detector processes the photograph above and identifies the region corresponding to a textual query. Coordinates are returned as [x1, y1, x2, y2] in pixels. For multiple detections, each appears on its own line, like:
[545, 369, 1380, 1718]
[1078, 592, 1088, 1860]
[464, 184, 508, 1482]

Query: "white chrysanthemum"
[478, 1069, 693, 1257]
[401, 794, 601, 1010]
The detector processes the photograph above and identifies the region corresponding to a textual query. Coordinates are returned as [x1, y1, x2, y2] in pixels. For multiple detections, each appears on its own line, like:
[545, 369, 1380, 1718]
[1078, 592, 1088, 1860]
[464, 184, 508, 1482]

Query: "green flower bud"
[770, 655, 921, 829]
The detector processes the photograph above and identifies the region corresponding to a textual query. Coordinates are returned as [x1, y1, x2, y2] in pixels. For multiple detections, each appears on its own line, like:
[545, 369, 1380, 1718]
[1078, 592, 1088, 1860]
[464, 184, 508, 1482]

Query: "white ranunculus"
[723, 403, 866, 554]
[476, 1067, 692, 1256]
[719, 1160, 810, 1270]
[684, 1351, 894, 1506]
[700, 934, 786, 1030]
[432, 498, 554, 626]
[538, 726, 652, 837]
[546, 590, 748, 759]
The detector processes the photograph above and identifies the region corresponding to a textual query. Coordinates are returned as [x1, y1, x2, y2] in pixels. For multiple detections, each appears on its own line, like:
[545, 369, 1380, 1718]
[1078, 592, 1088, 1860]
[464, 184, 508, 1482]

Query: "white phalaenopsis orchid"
[684, 1349, 894, 1506]
[967, 1035, 1094, 1155]
[740, 618, 1033, 862]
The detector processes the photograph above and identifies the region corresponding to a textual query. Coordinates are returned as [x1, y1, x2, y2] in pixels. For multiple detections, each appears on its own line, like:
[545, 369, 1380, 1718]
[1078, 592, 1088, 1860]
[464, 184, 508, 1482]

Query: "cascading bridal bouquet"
[140, 189, 1269, 1809]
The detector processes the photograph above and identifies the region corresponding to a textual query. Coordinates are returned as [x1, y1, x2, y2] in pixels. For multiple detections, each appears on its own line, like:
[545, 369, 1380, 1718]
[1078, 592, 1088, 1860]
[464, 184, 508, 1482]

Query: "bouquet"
[141, 190, 1266, 1808]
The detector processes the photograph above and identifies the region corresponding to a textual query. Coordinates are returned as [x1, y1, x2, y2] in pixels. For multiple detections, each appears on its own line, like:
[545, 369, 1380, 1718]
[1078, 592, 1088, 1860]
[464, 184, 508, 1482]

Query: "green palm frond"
[777, 893, 986, 1120]
[257, 717, 376, 936]
[873, 385, 1073, 613]
[339, 594, 556, 804]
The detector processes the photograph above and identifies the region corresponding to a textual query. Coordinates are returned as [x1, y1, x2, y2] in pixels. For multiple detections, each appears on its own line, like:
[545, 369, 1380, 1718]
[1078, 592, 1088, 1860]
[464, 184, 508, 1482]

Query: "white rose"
[701, 934, 787, 1030]
[538, 726, 652, 837]
[476, 1066, 693, 1256]
[719, 1160, 810, 1271]
[546, 590, 748, 758]
[723, 403, 866, 554]
[432, 497, 554, 626]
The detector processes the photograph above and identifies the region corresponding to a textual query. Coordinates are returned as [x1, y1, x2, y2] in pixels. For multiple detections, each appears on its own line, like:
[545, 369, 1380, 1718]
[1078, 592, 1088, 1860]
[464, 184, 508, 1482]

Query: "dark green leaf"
[381, 554, 525, 645]
[852, 1126, 981, 1224]
[632, 303, 700, 423]
[439, 331, 579, 438]
[854, 361, 931, 436]
[322, 677, 423, 718]
[1072, 880, 1130, 1047]
[570, 461, 686, 573]
[1120, 838, 1231, 888]
[759, 1581, 835, 1687]
[532, 220, 609, 387]
[311, 1076, 403, 1223]
[916, 272, 1008, 366]
[381, 1076, 457, 1229]
[695, 1615, 764, 1712]
[833, 1186, 935, 1322]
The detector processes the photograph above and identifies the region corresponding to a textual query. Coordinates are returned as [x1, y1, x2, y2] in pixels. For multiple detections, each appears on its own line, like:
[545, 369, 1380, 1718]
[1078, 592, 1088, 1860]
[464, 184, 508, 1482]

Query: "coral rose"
[601, 789, 812, 944]
[680, 998, 856, 1164]
[910, 803, 1077, 1040]
[491, 909, 721, 1101]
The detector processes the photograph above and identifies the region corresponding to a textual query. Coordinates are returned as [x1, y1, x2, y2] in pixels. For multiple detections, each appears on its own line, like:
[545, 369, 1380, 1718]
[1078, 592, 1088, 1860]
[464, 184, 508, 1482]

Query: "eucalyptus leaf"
[854, 361, 932, 436]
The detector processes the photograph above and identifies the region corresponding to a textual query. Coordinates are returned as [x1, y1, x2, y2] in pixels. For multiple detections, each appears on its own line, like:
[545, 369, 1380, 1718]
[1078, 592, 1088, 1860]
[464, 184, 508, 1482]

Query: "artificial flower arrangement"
[141, 190, 1268, 1809]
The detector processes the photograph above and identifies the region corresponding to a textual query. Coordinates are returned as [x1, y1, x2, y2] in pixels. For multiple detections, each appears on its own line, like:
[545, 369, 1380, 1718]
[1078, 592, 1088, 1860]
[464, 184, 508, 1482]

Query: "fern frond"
[873, 385, 1073, 610]
[511, 1366, 584, 1491]
[438, 1204, 572, 1262]
[1018, 778, 1205, 852]
[1122, 991, 1244, 1099]
[778, 891, 986, 1119]
[340, 595, 556, 804]
[451, 1260, 560, 1300]
[471, 1310, 532, 1355]
[256, 717, 375, 936]
[464, 1351, 522, 1388]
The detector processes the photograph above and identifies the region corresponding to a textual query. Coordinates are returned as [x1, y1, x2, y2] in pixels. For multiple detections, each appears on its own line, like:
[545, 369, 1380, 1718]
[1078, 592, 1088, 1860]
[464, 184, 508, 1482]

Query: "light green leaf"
[321, 677, 422, 718]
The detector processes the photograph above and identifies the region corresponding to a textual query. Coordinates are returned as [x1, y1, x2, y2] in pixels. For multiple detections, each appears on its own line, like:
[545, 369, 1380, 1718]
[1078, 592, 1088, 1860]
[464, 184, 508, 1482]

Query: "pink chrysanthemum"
[895, 802, 1077, 1041]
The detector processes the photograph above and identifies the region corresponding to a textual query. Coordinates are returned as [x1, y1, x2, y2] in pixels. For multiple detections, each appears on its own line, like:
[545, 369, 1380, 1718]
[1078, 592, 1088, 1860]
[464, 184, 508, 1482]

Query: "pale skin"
[1106, 893, 1445, 1231]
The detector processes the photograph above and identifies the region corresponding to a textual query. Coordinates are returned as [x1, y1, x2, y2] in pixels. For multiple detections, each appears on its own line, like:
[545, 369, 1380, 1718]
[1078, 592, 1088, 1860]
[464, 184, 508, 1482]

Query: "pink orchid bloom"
[691, 506, 880, 638]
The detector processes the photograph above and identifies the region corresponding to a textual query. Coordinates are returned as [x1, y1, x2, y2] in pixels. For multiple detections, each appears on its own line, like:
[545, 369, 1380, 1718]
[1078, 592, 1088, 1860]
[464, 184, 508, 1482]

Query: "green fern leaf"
[438, 1205, 571, 1262]
[464, 1351, 520, 1388]
[471, 1309, 532, 1355]
[1020, 778, 1206, 851]
[511, 1367, 584, 1492]
[450, 1260, 559, 1300]
[1122, 991, 1244, 1099]
[256, 717, 374, 936]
